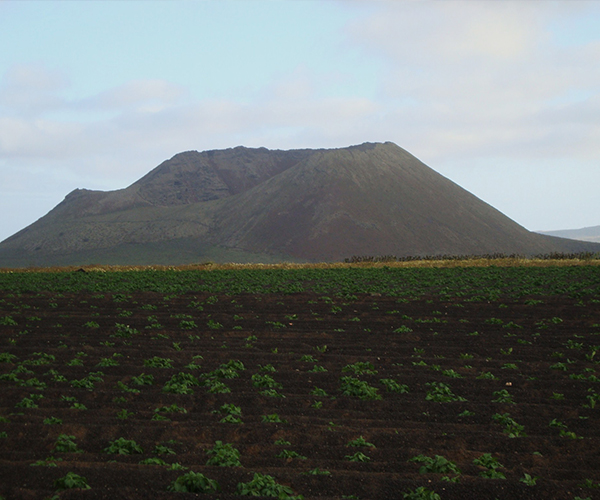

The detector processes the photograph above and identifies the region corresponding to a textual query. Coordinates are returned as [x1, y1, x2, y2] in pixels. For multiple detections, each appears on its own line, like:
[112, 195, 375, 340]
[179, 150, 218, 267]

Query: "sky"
[1, 0, 600, 243]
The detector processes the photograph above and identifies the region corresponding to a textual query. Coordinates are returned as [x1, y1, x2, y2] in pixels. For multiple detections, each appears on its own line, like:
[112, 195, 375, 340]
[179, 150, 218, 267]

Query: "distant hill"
[538, 225, 600, 244]
[1, 142, 599, 267]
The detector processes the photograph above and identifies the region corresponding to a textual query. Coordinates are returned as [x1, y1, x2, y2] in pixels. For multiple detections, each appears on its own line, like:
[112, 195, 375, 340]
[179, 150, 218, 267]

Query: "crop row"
[0, 266, 600, 299]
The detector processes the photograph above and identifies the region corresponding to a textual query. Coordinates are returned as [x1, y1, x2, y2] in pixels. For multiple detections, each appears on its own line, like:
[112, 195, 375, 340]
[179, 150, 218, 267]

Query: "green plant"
[409, 454, 461, 475]
[70, 371, 104, 391]
[276, 449, 307, 460]
[163, 372, 199, 394]
[425, 382, 466, 402]
[473, 453, 506, 479]
[492, 413, 526, 437]
[402, 487, 441, 500]
[492, 389, 515, 404]
[339, 376, 381, 400]
[206, 441, 241, 466]
[144, 356, 173, 368]
[15, 395, 41, 409]
[155, 403, 187, 414]
[43, 416, 63, 425]
[139, 457, 167, 465]
[262, 413, 286, 423]
[31, 456, 62, 467]
[342, 361, 377, 375]
[235, 472, 300, 498]
[104, 437, 143, 455]
[131, 373, 154, 385]
[117, 409, 134, 420]
[54, 472, 91, 491]
[54, 434, 81, 453]
[441, 369, 462, 378]
[251, 373, 282, 389]
[346, 436, 375, 448]
[345, 451, 371, 462]
[97, 355, 120, 367]
[379, 378, 408, 393]
[24, 352, 56, 365]
[0, 352, 17, 363]
[520, 473, 539, 486]
[304, 468, 331, 475]
[0, 316, 18, 326]
[154, 444, 176, 455]
[168, 471, 220, 493]
[206, 319, 223, 330]
[112, 323, 138, 338]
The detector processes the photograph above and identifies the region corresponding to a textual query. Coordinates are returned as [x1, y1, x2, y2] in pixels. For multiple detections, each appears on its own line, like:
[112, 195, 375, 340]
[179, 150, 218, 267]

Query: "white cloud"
[0, 64, 69, 116]
[86, 79, 187, 112]
[340, 1, 600, 165]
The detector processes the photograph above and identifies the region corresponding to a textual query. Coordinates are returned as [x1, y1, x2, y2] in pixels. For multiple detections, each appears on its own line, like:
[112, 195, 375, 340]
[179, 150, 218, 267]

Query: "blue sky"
[1, 0, 600, 243]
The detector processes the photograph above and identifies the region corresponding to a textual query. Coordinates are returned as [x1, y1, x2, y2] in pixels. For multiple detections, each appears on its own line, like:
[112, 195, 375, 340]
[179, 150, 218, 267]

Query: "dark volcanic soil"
[2, 290, 600, 499]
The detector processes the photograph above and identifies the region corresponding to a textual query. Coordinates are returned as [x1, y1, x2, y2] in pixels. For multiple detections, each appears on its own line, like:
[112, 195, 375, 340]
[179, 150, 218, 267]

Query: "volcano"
[0, 142, 597, 267]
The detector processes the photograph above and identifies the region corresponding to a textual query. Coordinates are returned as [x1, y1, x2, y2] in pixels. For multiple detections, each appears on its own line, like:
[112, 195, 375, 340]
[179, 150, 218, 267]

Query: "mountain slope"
[1, 142, 598, 267]
[539, 225, 600, 244]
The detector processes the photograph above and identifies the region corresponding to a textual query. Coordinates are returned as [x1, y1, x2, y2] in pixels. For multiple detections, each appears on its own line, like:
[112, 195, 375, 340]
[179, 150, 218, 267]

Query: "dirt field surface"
[2, 266, 600, 499]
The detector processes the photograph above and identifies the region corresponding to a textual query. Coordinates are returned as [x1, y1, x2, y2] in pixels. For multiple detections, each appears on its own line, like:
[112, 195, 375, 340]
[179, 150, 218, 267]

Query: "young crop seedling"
[205, 379, 231, 394]
[346, 436, 376, 448]
[236, 472, 300, 499]
[261, 388, 286, 398]
[144, 356, 173, 368]
[342, 361, 378, 375]
[492, 413, 527, 437]
[276, 449, 307, 460]
[168, 472, 220, 494]
[339, 376, 382, 400]
[43, 416, 63, 425]
[205, 441, 242, 466]
[345, 451, 371, 462]
[139, 457, 168, 466]
[53, 434, 81, 453]
[520, 473, 539, 486]
[153, 444, 176, 455]
[409, 454, 461, 476]
[31, 456, 63, 467]
[163, 372, 199, 394]
[304, 468, 331, 475]
[262, 413, 287, 423]
[473, 453, 506, 479]
[492, 389, 515, 404]
[251, 373, 282, 389]
[402, 486, 441, 500]
[425, 382, 466, 403]
[104, 438, 143, 455]
[54, 472, 91, 491]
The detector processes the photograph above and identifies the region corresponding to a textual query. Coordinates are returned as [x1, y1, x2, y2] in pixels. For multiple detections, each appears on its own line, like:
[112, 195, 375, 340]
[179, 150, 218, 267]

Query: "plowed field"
[2, 266, 600, 499]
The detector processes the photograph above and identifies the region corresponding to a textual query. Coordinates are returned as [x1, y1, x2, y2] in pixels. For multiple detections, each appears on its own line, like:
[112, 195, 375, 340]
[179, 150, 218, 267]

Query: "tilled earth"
[1, 290, 600, 499]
